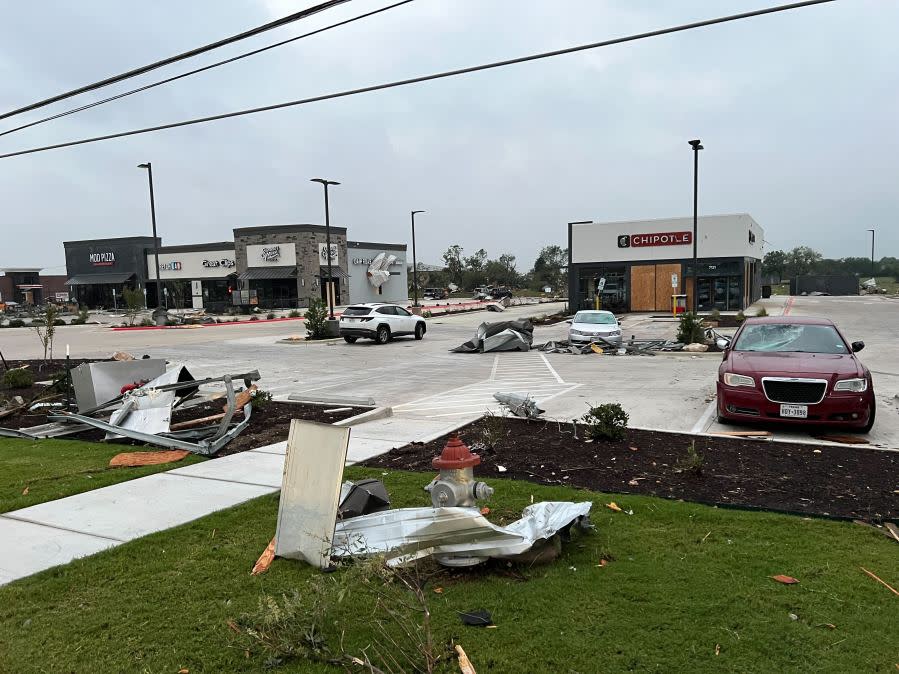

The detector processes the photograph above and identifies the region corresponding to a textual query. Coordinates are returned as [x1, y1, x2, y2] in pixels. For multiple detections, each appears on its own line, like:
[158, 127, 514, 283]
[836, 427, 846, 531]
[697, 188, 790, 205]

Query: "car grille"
[762, 379, 827, 404]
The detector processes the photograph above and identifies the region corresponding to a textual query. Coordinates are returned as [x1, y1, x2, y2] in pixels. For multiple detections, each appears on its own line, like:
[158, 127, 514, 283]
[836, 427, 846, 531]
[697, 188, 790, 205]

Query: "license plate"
[780, 404, 808, 419]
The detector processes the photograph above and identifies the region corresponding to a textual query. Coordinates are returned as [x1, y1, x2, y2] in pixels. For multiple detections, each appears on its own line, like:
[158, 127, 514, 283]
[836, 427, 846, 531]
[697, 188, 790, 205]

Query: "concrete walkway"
[0, 414, 473, 587]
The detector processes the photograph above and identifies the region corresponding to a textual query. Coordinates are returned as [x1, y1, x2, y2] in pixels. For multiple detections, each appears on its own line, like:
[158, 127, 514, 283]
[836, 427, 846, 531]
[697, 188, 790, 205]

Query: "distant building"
[0, 268, 69, 305]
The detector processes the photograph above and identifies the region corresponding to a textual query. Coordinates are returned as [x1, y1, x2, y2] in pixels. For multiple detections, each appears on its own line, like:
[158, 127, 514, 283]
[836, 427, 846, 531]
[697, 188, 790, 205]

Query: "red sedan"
[716, 316, 875, 432]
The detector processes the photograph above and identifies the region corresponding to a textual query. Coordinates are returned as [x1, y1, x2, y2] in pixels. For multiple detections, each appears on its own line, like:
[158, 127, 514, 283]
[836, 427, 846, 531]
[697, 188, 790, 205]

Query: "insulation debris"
[108, 450, 190, 467]
[451, 319, 534, 353]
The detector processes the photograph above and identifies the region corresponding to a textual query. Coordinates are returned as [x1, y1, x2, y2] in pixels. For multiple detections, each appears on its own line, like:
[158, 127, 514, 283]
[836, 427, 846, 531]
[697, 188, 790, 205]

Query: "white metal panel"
[246, 242, 297, 267]
[275, 420, 350, 568]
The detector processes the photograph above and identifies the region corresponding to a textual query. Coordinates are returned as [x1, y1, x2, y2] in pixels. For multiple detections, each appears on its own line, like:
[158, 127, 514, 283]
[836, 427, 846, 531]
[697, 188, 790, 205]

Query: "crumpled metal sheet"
[105, 365, 194, 439]
[493, 392, 544, 418]
[451, 319, 534, 353]
[367, 252, 397, 289]
[331, 501, 592, 567]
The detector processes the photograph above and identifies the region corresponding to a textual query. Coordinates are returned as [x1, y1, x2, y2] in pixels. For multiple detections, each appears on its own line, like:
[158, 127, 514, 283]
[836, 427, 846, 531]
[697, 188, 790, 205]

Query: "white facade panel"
[246, 242, 297, 267]
[571, 214, 763, 264]
[347, 246, 408, 304]
[146, 250, 236, 280]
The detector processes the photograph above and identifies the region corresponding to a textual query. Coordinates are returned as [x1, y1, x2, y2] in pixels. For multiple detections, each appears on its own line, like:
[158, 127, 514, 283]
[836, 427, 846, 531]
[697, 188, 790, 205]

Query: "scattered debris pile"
[536, 337, 686, 355]
[451, 319, 534, 353]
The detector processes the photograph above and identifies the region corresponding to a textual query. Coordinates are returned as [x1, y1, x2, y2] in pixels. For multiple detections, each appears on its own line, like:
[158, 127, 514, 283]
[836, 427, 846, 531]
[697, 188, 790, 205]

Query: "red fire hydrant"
[426, 434, 494, 508]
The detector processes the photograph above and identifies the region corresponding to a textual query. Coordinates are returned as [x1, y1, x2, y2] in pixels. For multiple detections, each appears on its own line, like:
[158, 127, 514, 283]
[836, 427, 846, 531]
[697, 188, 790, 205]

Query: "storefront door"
[697, 276, 742, 311]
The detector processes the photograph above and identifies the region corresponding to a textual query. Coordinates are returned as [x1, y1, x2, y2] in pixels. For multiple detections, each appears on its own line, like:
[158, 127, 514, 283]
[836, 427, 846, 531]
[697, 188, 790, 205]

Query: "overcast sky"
[0, 0, 896, 273]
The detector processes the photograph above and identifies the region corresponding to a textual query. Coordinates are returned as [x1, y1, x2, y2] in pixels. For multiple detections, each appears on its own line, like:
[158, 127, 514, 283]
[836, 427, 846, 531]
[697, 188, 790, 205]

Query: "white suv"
[339, 303, 427, 345]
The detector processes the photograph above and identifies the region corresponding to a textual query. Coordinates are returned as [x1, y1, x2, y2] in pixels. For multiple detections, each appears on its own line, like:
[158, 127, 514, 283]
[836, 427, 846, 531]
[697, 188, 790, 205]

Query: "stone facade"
[233, 224, 350, 306]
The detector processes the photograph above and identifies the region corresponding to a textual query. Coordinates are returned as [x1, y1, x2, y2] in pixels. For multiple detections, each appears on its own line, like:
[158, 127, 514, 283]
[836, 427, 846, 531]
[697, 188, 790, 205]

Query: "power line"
[0, 0, 416, 139]
[0, 0, 352, 122]
[0, 0, 836, 161]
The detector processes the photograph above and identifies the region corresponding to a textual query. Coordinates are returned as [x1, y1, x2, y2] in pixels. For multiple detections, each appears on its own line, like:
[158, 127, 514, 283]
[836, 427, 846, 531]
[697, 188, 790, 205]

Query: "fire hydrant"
[425, 434, 494, 508]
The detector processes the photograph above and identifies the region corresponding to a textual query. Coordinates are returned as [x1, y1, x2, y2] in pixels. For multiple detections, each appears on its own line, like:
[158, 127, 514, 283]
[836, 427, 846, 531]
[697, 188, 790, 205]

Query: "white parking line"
[539, 353, 564, 383]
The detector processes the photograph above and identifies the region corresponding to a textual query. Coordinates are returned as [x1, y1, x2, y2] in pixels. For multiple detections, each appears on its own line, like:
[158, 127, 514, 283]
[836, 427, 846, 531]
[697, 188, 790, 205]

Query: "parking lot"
[4, 295, 898, 448]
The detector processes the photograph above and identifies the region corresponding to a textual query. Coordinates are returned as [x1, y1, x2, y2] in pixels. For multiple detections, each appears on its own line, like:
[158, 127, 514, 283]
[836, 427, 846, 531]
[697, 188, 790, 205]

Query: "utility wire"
[0, 0, 836, 161]
[0, 0, 351, 122]
[0, 0, 415, 139]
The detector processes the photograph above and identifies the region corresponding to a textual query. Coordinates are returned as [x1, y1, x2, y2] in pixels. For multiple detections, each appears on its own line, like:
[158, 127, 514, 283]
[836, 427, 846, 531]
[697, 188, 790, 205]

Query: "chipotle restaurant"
[568, 214, 764, 313]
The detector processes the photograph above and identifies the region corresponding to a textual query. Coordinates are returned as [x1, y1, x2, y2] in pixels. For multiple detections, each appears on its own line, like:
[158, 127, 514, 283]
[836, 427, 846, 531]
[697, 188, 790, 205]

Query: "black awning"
[317, 266, 350, 280]
[237, 266, 298, 281]
[65, 273, 134, 285]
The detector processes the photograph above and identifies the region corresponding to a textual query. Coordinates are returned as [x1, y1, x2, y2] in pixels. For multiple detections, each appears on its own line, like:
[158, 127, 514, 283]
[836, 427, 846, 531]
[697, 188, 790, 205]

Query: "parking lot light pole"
[310, 178, 340, 322]
[688, 139, 703, 313]
[411, 210, 425, 307]
[867, 228, 875, 279]
[137, 162, 163, 316]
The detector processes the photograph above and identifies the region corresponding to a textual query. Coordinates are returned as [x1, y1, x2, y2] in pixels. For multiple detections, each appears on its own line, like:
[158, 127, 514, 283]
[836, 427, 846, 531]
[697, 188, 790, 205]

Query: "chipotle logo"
[617, 231, 692, 248]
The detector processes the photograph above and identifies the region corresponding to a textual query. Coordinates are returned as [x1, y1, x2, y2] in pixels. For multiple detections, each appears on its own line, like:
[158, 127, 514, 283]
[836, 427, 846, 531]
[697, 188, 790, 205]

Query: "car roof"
[348, 303, 393, 309]
[742, 316, 835, 326]
[574, 310, 614, 315]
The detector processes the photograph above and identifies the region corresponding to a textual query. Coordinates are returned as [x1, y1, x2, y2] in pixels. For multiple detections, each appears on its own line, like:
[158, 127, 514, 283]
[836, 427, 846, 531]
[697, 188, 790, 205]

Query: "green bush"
[249, 315, 259, 321]
[9, 319, 25, 328]
[756, 307, 768, 317]
[304, 298, 329, 339]
[708, 309, 721, 322]
[266, 312, 276, 320]
[288, 309, 301, 318]
[735, 310, 746, 323]
[2, 368, 34, 389]
[581, 402, 629, 442]
[53, 319, 66, 326]
[70, 318, 86, 325]
[676, 312, 705, 344]
[251, 389, 273, 410]
[30, 318, 45, 325]
[139, 318, 154, 327]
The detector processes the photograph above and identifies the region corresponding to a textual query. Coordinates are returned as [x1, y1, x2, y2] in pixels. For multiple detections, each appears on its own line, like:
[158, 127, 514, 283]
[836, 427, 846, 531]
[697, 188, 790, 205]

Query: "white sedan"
[567, 310, 622, 346]
[339, 303, 427, 345]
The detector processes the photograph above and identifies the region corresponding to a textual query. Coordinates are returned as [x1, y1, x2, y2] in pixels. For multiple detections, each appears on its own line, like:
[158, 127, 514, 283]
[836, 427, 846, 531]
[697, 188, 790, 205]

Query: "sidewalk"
[0, 414, 474, 587]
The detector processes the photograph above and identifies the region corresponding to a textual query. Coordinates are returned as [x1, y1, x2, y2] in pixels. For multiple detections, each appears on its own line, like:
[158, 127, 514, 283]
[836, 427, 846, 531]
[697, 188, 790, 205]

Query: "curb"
[334, 406, 393, 427]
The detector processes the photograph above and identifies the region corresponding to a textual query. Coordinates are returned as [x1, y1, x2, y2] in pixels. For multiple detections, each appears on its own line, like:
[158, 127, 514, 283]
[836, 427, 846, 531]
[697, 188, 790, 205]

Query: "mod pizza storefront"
[568, 214, 764, 313]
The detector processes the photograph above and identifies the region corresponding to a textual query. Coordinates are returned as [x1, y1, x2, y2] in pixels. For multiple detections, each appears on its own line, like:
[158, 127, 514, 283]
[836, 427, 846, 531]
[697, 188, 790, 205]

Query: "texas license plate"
[780, 404, 808, 419]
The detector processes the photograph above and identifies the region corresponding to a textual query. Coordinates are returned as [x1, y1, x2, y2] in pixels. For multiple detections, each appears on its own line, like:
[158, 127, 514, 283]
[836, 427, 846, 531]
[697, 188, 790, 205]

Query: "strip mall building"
[568, 214, 764, 313]
[63, 225, 407, 310]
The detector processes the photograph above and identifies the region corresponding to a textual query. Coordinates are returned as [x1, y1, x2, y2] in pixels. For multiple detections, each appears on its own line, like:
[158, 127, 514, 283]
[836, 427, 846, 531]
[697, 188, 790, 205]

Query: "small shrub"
[304, 298, 329, 339]
[422, 310, 433, 318]
[480, 410, 507, 452]
[70, 318, 86, 325]
[249, 315, 259, 321]
[53, 318, 66, 326]
[2, 368, 34, 389]
[708, 309, 721, 322]
[30, 318, 45, 325]
[78, 306, 90, 322]
[139, 318, 154, 327]
[581, 402, 629, 442]
[756, 307, 768, 317]
[7, 319, 25, 328]
[677, 440, 704, 476]
[266, 312, 276, 320]
[251, 388, 273, 410]
[288, 309, 301, 318]
[735, 310, 746, 323]
[676, 312, 705, 344]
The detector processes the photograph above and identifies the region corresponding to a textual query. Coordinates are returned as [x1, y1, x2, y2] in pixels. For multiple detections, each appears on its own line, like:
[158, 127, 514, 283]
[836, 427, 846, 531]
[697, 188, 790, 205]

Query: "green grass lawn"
[1, 468, 896, 672]
[0, 437, 205, 513]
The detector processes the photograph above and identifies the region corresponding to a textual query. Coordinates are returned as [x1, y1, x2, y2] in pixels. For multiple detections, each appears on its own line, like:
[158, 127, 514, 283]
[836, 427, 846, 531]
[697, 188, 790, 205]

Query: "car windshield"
[343, 306, 372, 316]
[574, 312, 615, 325]
[733, 323, 847, 354]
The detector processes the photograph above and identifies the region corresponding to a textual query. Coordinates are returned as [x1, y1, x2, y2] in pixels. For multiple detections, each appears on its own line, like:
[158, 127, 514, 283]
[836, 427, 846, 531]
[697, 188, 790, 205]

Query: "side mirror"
[851, 341, 865, 353]
[565, 319, 573, 324]
[716, 337, 731, 351]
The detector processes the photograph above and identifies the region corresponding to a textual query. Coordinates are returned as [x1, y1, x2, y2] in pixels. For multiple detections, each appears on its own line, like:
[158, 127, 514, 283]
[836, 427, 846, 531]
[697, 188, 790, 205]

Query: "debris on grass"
[251, 538, 276, 576]
[455, 644, 477, 674]
[860, 567, 899, 597]
[459, 609, 493, 627]
[771, 575, 800, 585]
[606, 502, 622, 512]
[108, 450, 190, 468]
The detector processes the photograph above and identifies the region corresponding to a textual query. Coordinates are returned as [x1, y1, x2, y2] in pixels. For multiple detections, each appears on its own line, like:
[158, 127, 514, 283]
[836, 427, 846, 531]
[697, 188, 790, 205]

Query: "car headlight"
[834, 378, 868, 392]
[608, 330, 621, 337]
[569, 329, 585, 336]
[723, 372, 755, 387]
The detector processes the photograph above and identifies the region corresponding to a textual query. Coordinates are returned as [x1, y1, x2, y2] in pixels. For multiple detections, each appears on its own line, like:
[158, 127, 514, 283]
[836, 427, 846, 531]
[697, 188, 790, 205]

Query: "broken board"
[275, 420, 350, 569]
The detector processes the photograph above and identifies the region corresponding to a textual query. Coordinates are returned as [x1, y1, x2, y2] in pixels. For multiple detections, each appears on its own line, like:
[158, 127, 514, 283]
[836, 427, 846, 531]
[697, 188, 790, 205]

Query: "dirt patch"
[363, 417, 897, 521]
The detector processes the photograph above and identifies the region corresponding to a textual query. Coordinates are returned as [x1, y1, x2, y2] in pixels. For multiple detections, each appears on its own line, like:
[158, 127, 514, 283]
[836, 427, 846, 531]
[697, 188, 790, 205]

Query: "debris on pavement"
[459, 609, 493, 627]
[111, 351, 136, 361]
[771, 575, 800, 584]
[451, 319, 534, 353]
[493, 392, 544, 419]
[814, 435, 870, 445]
[682, 343, 709, 352]
[536, 337, 685, 355]
[108, 450, 190, 467]
[251, 537, 277, 576]
[485, 302, 506, 312]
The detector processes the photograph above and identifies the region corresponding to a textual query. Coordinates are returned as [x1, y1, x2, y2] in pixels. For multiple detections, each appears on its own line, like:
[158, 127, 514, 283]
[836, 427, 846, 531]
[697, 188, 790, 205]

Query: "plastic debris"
[459, 609, 493, 627]
[606, 502, 622, 512]
[771, 575, 800, 584]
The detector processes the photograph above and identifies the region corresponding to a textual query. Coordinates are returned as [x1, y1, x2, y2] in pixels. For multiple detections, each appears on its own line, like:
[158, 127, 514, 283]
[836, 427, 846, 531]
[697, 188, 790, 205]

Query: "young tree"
[122, 287, 146, 326]
[442, 245, 464, 286]
[463, 249, 488, 273]
[31, 303, 59, 364]
[786, 246, 823, 277]
[530, 245, 568, 290]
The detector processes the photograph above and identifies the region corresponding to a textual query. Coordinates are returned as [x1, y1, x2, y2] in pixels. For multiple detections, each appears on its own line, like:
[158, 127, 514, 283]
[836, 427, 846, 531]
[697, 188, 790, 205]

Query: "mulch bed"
[363, 417, 898, 521]
[1, 358, 105, 401]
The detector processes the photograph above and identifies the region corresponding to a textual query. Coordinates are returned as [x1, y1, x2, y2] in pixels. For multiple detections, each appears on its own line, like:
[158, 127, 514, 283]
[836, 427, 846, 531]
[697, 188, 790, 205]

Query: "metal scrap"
[451, 319, 534, 353]
[536, 337, 685, 355]
[493, 392, 544, 419]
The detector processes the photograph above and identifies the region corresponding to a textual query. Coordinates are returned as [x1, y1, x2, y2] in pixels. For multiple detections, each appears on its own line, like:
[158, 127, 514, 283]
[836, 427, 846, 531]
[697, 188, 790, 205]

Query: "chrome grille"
[762, 378, 827, 404]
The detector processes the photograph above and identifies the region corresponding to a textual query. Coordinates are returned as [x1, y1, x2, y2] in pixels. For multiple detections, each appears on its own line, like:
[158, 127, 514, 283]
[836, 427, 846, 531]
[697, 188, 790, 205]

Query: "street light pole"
[867, 228, 875, 279]
[310, 178, 340, 320]
[688, 139, 703, 313]
[137, 162, 163, 312]
[411, 210, 425, 307]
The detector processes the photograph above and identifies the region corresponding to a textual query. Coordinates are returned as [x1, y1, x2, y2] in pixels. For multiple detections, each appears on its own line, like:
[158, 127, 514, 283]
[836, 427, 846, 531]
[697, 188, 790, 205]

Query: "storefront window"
[577, 267, 627, 312]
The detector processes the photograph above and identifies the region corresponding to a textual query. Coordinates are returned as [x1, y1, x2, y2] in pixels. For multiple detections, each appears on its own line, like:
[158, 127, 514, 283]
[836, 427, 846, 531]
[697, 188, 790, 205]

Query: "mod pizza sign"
[617, 231, 692, 248]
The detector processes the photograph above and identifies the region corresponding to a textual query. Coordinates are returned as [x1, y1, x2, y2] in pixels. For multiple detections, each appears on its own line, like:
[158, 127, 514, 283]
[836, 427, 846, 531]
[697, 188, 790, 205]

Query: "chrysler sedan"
[716, 316, 875, 432]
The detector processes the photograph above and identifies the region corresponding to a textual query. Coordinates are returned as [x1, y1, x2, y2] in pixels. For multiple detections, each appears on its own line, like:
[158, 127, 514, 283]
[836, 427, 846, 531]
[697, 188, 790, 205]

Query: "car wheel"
[375, 325, 390, 345]
[343, 335, 357, 344]
[414, 323, 425, 340]
[860, 402, 876, 433]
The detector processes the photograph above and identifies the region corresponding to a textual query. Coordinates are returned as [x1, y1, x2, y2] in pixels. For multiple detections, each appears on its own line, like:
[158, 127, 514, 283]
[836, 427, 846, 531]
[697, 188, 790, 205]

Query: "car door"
[374, 306, 397, 333]
[393, 305, 415, 334]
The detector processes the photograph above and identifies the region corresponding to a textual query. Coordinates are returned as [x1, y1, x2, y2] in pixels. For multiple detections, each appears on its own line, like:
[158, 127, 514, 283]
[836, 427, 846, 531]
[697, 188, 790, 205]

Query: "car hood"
[727, 351, 865, 379]
[571, 322, 618, 333]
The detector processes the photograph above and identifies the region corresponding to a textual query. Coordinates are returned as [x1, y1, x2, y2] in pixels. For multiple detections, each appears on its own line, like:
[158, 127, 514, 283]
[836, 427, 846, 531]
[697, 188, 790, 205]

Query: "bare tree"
[31, 304, 59, 364]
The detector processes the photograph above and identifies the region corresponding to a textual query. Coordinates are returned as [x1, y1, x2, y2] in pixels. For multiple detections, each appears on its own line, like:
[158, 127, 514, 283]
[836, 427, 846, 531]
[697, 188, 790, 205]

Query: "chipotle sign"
[617, 231, 691, 248]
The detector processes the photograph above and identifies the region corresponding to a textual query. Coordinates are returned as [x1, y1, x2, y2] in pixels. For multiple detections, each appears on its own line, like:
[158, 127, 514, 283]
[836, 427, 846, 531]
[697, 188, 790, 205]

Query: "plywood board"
[275, 420, 350, 568]
[654, 264, 681, 311]
[630, 265, 656, 311]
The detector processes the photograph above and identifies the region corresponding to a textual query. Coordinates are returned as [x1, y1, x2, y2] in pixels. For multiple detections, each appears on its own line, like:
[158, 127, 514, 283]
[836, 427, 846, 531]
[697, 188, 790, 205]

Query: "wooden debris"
[605, 502, 622, 513]
[711, 430, 773, 437]
[771, 574, 799, 585]
[21, 486, 29, 496]
[860, 566, 899, 597]
[251, 537, 276, 576]
[455, 645, 477, 674]
[884, 523, 899, 545]
[169, 411, 239, 431]
[224, 384, 258, 413]
[853, 520, 899, 542]
[814, 434, 869, 445]
[108, 450, 190, 468]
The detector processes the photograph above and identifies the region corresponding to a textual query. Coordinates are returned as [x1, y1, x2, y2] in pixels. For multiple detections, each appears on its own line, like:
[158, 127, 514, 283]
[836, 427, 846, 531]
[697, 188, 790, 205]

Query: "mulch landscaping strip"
[363, 417, 897, 521]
